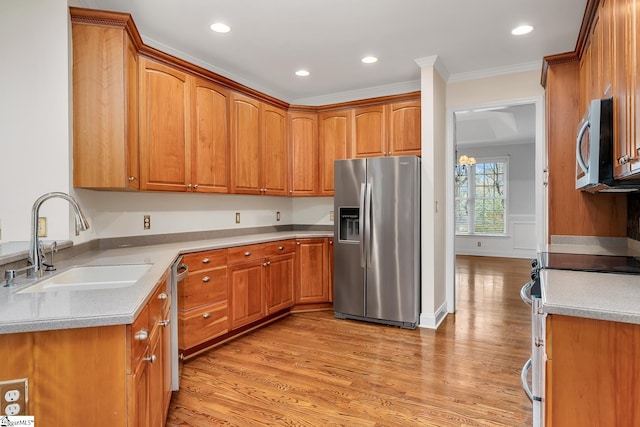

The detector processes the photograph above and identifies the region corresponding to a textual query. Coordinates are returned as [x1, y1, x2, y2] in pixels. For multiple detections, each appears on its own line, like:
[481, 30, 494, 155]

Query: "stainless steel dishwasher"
[171, 256, 188, 390]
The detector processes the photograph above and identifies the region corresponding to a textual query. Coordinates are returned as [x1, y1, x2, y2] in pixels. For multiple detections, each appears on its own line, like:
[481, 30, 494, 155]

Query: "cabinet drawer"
[263, 239, 296, 256]
[130, 304, 150, 370]
[228, 244, 264, 264]
[178, 301, 228, 350]
[179, 266, 227, 310]
[182, 249, 227, 272]
[149, 280, 171, 330]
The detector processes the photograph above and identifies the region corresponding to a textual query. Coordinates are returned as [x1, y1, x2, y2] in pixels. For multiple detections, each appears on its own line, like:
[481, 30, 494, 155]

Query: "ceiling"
[80, 0, 587, 105]
[455, 103, 536, 147]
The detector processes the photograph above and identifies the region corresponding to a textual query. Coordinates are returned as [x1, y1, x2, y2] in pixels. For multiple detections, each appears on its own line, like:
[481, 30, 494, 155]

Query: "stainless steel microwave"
[575, 98, 640, 193]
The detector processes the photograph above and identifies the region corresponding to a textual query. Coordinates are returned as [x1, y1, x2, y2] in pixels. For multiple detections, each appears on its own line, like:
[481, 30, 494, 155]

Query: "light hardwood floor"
[167, 256, 533, 426]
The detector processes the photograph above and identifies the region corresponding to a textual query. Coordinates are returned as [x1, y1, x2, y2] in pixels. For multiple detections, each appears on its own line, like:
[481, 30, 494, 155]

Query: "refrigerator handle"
[364, 183, 372, 268]
[359, 183, 366, 268]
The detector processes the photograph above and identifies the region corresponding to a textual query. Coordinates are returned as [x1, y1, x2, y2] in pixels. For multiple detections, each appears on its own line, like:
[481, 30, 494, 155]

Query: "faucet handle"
[43, 241, 57, 272]
[4, 270, 17, 287]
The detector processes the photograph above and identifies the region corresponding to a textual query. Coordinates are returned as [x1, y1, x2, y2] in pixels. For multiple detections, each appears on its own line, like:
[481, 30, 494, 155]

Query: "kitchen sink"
[16, 264, 152, 293]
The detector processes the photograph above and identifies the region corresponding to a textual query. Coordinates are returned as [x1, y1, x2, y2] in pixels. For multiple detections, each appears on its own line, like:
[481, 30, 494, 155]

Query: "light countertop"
[0, 230, 332, 335]
[541, 241, 640, 324]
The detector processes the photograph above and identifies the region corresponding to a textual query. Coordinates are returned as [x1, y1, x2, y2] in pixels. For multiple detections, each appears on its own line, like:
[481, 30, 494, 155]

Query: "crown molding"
[448, 60, 542, 83]
[290, 80, 421, 106]
[415, 55, 449, 82]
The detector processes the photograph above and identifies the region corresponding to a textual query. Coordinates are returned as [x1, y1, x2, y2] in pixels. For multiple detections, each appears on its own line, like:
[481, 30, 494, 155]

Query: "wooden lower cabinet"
[545, 314, 640, 426]
[295, 238, 332, 305]
[228, 259, 266, 329]
[3, 274, 171, 427]
[265, 252, 295, 314]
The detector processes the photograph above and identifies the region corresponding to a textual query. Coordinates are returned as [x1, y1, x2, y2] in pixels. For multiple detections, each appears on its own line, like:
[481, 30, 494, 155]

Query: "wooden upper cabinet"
[72, 20, 139, 190]
[353, 105, 387, 158]
[139, 58, 192, 191]
[262, 105, 289, 195]
[289, 112, 319, 196]
[319, 111, 352, 195]
[230, 92, 261, 194]
[192, 78, 230, 193]
[388, 100, 421, 156]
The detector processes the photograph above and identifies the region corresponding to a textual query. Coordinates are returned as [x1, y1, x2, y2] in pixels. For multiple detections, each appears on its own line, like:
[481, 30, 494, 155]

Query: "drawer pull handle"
[134, 329, 149, 341]
[244, 251, 251, 256]
[158, 293, 168, 300]
[202, 276, 211, 282]
[278, 246, 284, 250]
[202, 312, 211, 319]
[143, 354, 157, 363]
[158, 319, 170, 327]
[202, 257, 211, 264]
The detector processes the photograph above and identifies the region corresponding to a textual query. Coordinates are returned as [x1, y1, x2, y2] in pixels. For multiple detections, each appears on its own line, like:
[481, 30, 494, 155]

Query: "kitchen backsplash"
[628, 193, 640, 240]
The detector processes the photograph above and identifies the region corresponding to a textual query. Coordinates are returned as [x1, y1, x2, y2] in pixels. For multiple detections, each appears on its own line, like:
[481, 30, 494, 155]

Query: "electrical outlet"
[477, 241, 482, 247]
[330, 211, 334, 221]
[235, 212, 241, 224]
[0, 378, 27, 416]
[5, 403, 20, 415]
[38, 217, 47, 238]
[143, 215, 151, 230]
[276, 211, 281, 221]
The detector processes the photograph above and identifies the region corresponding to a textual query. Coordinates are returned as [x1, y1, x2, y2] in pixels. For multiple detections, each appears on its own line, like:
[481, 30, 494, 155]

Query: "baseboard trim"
[419, 302, 448, 329]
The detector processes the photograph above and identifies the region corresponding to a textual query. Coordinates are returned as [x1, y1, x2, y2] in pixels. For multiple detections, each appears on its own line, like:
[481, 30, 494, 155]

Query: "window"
[455, 157, 507, 235]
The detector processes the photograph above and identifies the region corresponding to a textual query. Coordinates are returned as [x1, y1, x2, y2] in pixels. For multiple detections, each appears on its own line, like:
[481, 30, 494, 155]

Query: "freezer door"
[333, 159, 367, 317]
[365, 156, 420, 325]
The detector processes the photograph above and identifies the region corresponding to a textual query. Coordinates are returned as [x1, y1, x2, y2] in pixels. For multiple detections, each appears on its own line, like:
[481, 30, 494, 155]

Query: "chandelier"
[458, 155, 477, 166]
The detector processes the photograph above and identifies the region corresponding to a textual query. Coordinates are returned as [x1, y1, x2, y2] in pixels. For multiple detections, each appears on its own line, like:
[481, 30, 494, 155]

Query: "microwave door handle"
[576, 119, 591, 174]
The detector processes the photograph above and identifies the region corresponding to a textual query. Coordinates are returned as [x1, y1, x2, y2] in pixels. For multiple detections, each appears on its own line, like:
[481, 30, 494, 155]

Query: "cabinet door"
[289, 112, 319, 196]
[72, 22, 139, 190]
[295, 238, 329, 304]
[353, 105, 387, 158]
[262, 104, 289, 195]
[319, 111, 351, 195]
[130, 358, 149, 427]
[192, 78, 230, 193]
[228, 259, 265, 329]
[139, 58, 192, 191]
[161, 305, 172, 417]
[388, 100, 421, 156]
[265, 253, 295, 314]
[230, 92, 261, 194]
[148, 329, 164, 427]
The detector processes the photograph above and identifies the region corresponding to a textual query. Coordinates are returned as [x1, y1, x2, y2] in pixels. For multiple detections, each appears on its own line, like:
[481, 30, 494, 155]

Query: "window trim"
[455, 156, 509, 236]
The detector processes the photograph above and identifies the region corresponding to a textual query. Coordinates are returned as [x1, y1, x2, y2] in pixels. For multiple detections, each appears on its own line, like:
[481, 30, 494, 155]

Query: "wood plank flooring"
[167, 256, 533, 426]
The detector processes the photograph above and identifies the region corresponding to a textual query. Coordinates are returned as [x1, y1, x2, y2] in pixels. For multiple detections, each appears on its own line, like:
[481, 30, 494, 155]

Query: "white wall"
[0, 0, 72, 243]
[454, 143, 536, 258]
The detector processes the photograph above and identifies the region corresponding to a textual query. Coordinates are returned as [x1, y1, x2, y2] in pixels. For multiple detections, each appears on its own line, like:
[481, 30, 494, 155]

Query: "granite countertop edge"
[0, 230, 333, 335]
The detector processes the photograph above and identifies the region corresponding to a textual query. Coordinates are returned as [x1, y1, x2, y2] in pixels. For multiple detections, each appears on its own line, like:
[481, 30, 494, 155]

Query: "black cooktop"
[540, 252, 640, 275]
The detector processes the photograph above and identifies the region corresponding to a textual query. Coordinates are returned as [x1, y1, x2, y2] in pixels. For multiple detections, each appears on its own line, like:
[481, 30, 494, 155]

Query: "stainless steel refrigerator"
[333, 156, 420, 329]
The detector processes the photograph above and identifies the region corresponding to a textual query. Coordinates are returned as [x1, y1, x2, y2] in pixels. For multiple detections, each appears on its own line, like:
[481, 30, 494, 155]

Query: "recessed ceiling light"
[511, 25, 533, 36]
[210, 22, 231, 33]
[295, 70, 310, 77]
[361, 56, 378, 64]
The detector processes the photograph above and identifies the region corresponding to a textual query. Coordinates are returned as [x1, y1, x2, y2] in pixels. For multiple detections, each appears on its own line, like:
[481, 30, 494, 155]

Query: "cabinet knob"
[158, 292, 168, 300]
[143, 354, 157, 363]
[193, 184, 199, 189]
[202, 312, 211, 319]
[267, 261, 271, 266]
[244, 251, 251, 256]
[278, 246, 284, 250]
[187, 184, 192, 189]
[296, 241, 301, 245]
[202, 257, 211, 264]
[329, 240, 333, 245]
[134, 329, 149, 341]
[158, 319, 170, 327]
[128, 176, 136, 182]
[202, 276, 211, 282]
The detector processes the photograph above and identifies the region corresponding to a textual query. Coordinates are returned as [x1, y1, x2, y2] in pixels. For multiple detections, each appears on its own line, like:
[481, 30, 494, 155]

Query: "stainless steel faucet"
[27, 192, 90, 277]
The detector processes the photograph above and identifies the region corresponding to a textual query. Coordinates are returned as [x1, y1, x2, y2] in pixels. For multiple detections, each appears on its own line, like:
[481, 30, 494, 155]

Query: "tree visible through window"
[455, 158, 507, 235]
